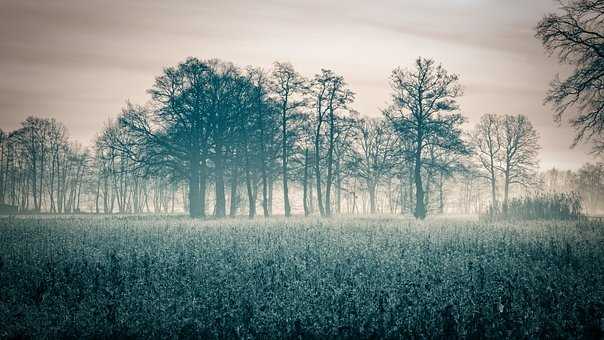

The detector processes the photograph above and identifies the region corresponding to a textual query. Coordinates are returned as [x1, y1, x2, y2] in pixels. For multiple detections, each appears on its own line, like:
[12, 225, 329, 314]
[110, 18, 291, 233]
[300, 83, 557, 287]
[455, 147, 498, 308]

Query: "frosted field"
[0, 215, 603, 339]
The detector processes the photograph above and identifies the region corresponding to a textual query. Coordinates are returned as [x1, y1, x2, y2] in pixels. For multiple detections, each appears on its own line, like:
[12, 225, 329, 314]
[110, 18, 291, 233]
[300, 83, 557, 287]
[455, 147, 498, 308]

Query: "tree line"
[1, 0, 601, 219]
[0, 57, 548, 219]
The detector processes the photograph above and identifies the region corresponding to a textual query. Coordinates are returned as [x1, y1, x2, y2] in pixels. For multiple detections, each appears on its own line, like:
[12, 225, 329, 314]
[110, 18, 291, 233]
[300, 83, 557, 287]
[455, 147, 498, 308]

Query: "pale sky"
[0, 0, 595, 170]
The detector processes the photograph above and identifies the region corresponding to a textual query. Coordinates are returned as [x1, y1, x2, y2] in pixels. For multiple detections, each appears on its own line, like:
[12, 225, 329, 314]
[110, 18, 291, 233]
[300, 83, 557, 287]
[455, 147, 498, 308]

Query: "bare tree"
[472, 114, 502, 209]
[270, 62, 306, 217]
[350, 117, 397, 214]
[498, 114, 541, 214]
[536, 0, 604, 150]
[575, 161, 604, 212]
[120, 58, 211, 218]
[309, 69, 354, 217]
[384, 57, 466, 219]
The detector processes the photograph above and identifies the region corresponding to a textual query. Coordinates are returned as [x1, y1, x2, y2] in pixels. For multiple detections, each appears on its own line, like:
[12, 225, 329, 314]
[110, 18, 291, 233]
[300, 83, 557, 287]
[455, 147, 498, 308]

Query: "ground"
[0, 215, 603, 339]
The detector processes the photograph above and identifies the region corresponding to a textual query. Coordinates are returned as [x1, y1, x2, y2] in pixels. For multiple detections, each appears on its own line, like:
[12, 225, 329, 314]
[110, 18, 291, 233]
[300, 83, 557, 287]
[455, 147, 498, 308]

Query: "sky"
[0, 0, 596, 170]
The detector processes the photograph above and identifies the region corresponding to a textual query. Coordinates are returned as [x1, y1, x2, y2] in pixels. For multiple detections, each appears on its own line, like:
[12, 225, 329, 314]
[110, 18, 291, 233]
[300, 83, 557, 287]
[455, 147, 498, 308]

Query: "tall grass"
[0, 215, 603, 338]
[484, 192, 583, 221]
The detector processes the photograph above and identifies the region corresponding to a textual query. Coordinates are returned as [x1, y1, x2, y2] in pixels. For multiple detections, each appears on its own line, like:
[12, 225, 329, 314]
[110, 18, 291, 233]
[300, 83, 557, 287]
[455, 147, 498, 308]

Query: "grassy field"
[0, 215, 603, 339]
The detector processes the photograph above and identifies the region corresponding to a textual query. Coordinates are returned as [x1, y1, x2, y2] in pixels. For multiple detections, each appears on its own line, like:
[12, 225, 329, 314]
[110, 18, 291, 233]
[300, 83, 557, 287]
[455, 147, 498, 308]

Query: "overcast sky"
[0, 0, 595, 170]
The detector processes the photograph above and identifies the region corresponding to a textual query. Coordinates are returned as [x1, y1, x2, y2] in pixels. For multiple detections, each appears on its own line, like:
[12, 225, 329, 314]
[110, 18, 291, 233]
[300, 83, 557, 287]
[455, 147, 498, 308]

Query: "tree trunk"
[245, 164, 256, 218]
[200, 158, 207, 217]
[314, 145, 324, 217]
[181, 183, 188, 214]
[282, 113, 291, 217]
[31, 147, 38, 212]
[414, 149, 426, 219]
[309, 174, 314, 214]
[229, 164, 239, 217]
[425, 167, 432, 214]
[38, 150, 45, 212]
[188, 152, 202, 218]
[325, 112, 335, 217]
[503, 169, 510, 216]
[489, 154, 497, 214]
[335, 157, 341, 215]
[262, 166, 269, 217]
[268, 176, 273, 216]
[214, 152, 226, 218]
[95, 175, 100, 214]
[490, 172, 497, 212]
[303, 148, 309, 216]
[368, 180, 377, 214]
[399, 175, 405, 215]
[438, 172, 444, 214]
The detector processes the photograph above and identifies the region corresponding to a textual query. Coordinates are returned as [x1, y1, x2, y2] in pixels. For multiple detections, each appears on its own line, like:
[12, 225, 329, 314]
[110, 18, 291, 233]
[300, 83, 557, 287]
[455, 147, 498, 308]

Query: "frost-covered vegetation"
[484, 192, 584, 222]
[1, 215, 603, 339]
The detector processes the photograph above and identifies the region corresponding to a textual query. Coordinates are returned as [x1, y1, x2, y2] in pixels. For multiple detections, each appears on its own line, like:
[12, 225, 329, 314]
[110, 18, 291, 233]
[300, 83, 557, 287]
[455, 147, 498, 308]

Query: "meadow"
[0, 215, 603, 339]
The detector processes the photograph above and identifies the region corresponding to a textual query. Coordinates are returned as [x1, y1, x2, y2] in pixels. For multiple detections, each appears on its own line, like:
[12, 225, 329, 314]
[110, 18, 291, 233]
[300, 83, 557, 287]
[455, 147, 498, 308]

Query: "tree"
[120, 58, 211, 218]
[270, 62, 306, 217]
[384, 57, 466, 219]
[205, 60, 245, 218]
[117, 58, 281, 218]
[299, 120, 314, 217]
[240, 67, 266, 218]
[575, 161, 604, 212]
[309, 69, 355, 217]
[332, 114, 358, 215]
[536, 0, 604, 151]
[350, 117, 397, 214]
[472, 114, 502, 209]
[498, 114, 541, 214]
[423, 139, 470, 214]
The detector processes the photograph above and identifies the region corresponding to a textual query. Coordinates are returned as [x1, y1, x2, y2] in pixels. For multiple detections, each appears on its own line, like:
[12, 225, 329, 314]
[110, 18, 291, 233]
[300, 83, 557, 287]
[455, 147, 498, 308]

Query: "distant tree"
[270, 62, 306, 217]
[384, 57, 466, 219]
[498, 115, 541, 214]
[536, 0, 604, 151]
[13, 118, 45, 211]
[392, 137, 415, 215]
[203, 60, 244, 218]
[118, 58, 281, 218]
[423, 140, 470, 214]
[350, 117, 398, 214]
[287, 108, 318, 217]
[472, 114, 502, 209]
[119, 58, 212, 217]
[575, 161, 604, 213]
[541, 167, 577, 194]
[309, 69, 354, 217]
[241, 67, 270, 218]
[332, 113, 358, 215]
[46, 120, 68, 213]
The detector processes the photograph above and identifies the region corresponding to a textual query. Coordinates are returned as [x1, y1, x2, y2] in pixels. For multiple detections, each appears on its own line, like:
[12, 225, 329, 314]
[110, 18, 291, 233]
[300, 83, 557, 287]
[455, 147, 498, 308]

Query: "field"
[0, 216, 603, 339]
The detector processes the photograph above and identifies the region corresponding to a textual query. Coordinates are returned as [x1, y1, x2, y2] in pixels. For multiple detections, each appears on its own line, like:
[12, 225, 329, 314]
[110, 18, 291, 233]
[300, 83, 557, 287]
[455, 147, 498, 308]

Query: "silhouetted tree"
[270, 62, 306, 217]
[350, 117, 398, 214]
[472, 114, 502, 210]
[536, 0, 604, 151]
[309, 69, 355, 217]
[498, 114, 541, 214]
[119, 58, 211, 217]
[384, 57, 466, 219]
[575, 161, 604, 212]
